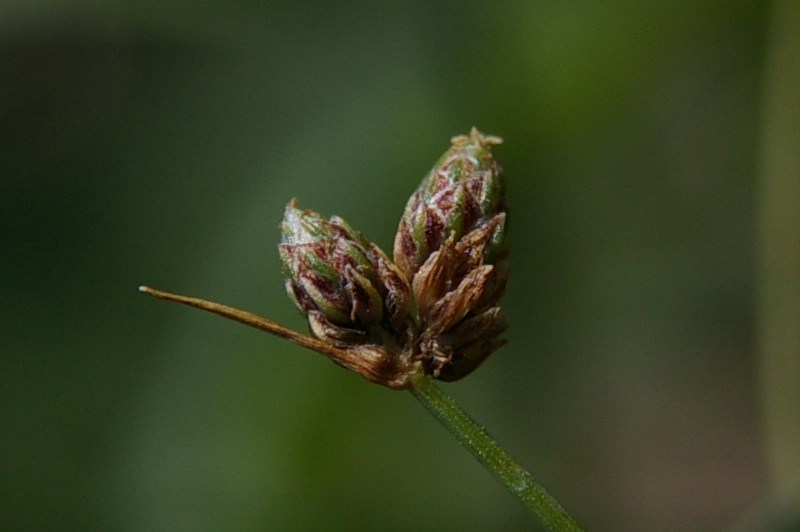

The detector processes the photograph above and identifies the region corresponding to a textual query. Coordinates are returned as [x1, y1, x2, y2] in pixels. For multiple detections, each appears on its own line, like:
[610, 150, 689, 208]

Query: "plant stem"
[139, 285, 584, 527]
[408, 373, 584, 532]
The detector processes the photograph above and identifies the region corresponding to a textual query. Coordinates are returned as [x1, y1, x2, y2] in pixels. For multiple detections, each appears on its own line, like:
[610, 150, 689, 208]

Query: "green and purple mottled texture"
[393, 128, 507, 281]
[279, 201, 410, 347]
[394, 128, 509, 381]
[280, 128, 508, 382]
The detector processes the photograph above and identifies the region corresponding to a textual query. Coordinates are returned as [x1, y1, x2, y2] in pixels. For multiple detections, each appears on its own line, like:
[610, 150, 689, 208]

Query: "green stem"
[408, 373, 584, 532]
[139, 286, 585, 527]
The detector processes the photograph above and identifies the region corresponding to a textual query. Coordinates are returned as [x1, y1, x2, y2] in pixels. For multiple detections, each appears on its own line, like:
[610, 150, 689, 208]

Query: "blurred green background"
[3, 1, 798, 530]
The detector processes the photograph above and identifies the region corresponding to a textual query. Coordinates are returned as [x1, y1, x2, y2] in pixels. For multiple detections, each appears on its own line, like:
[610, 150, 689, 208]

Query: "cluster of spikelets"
[278, 128, 508, 389]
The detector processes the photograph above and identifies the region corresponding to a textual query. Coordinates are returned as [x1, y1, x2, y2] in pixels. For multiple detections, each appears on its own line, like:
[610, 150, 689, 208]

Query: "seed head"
[393, 127, 506, 281]
[394, 128, 509, 380]
[279, 128, 508, 385]
[279, 200, 411, 346]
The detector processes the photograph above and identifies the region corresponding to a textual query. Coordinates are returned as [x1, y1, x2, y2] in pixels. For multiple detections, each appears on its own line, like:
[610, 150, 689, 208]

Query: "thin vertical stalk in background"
[757, 0, 800, 508]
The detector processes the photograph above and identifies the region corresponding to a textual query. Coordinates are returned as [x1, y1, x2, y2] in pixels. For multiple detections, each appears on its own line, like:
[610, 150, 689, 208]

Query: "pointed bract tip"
[470, 126, 503, 145]
[450, 127, 503, 148]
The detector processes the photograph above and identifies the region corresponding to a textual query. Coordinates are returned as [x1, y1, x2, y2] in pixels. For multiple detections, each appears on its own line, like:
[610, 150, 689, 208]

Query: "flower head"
[393, 127, 506, 280]
[279, 127, 508, 384]
[279, 200, 411, 347]
[394, 128, 509, 380]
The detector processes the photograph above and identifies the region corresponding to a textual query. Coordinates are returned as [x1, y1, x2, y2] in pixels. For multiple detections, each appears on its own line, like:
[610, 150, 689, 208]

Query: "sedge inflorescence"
[279, 128, 508, 389]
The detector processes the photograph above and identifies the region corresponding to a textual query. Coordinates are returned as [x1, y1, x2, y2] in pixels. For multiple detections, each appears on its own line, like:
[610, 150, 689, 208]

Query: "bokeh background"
[2, 1, 798, 530]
